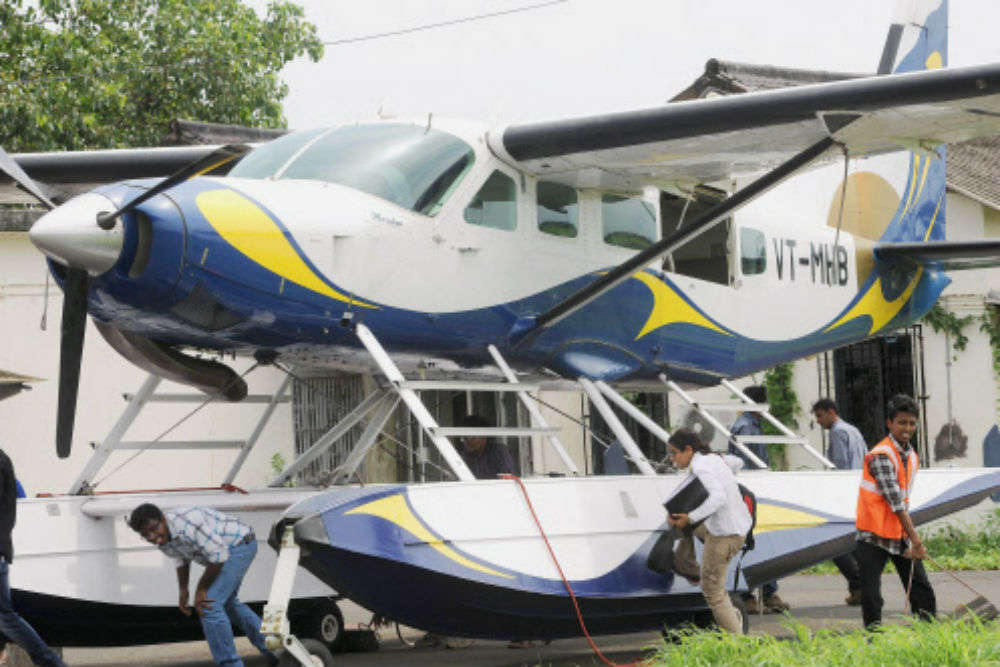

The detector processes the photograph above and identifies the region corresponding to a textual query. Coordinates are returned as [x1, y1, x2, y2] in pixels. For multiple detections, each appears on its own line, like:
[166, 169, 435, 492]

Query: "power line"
[0, 0, 570, 91]
[322, 0, 569, 46]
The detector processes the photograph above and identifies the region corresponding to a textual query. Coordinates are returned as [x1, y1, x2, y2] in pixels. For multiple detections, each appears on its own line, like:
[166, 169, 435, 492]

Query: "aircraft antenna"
[39, 272, 49, 332]
[832, 142, 850, 255]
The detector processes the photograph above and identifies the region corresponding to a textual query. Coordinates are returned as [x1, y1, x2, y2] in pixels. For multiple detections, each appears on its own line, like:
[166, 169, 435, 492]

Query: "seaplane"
[5, 0, 1000, 662]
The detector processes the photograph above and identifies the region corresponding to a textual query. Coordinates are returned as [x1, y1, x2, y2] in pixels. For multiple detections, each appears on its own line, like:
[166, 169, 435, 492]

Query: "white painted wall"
[0, 232, 296, 496]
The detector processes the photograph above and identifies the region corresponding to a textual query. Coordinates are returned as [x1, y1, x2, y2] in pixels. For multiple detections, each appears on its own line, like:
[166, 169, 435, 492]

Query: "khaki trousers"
[673, 524, 746, 634]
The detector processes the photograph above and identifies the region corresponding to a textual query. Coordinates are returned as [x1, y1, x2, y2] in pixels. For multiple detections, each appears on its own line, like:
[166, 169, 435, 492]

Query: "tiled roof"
[946, 137, 1000, 210]
[672, 60, 1000, 211]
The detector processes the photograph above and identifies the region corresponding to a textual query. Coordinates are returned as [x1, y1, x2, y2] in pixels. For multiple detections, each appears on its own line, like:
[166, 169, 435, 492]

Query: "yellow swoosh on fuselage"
[195, 189, 376, 308]
[824, 193, 942, 335]
[632, 272, 730, 340]
[754, 503, 829, 534]
[346, 494, 513, 579]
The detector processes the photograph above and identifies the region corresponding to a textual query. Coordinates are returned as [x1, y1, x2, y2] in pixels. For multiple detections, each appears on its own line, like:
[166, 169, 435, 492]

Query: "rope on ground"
[500, 473, 641, 667]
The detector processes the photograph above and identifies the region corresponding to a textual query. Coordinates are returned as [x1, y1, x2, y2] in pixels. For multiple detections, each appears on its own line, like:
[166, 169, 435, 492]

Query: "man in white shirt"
[667, 429, 751, 634]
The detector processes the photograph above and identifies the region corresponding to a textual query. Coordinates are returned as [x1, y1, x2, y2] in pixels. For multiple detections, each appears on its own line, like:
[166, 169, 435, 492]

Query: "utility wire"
[322, 0, 568, 45]
[0, 0, 569, 91]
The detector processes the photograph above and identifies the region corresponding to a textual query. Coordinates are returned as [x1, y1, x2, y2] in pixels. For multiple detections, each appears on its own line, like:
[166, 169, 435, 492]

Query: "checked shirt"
[160, 506, 252, 567]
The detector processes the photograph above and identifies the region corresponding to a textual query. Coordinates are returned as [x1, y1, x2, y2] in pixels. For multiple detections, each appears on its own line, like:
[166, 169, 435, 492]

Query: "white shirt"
[685, 452, 752, 537]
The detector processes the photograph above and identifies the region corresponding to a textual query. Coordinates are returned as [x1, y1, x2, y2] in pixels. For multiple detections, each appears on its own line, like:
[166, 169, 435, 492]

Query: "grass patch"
[803, 508, 1000, 574]
[649, 617, 1000, 666]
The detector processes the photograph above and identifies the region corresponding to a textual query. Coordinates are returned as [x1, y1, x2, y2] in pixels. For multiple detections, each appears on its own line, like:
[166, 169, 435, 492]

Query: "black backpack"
[737, 482, 757, 553]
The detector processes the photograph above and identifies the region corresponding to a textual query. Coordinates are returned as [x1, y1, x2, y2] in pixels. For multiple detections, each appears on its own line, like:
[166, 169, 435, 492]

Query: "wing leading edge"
[490, 63, 1000, 190]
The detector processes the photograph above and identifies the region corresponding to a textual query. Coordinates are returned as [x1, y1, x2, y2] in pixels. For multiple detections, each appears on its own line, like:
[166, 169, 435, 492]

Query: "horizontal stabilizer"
[874, 239, 1000, 271]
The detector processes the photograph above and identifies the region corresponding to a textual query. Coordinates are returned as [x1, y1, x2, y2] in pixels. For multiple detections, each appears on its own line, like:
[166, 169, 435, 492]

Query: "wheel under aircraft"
[5, 0, 1000, 646]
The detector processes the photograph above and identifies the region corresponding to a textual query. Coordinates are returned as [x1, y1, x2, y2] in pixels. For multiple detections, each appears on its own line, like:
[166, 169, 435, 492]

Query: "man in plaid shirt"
[855, 394, 936, 629]
[129, 504, 277, 666]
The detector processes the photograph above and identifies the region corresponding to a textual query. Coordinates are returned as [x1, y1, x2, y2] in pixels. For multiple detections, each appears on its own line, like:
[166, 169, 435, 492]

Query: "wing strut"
[512, 135, 837, 347]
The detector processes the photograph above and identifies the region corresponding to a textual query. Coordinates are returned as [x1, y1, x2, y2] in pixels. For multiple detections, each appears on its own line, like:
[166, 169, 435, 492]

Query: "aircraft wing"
[1, 145, 225, 205]
[490, 63, 1000, 190]
[874, 239, 1000, 271]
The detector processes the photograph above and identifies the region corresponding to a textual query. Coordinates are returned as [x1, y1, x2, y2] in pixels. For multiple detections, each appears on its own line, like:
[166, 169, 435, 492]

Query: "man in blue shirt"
[813, 398, 867, 605]
[728, 385, 788, 614]
[728, 385, 769, 471]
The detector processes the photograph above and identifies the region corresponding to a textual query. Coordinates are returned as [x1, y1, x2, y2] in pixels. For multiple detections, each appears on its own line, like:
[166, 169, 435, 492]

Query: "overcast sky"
[245, 0, 1000, 130]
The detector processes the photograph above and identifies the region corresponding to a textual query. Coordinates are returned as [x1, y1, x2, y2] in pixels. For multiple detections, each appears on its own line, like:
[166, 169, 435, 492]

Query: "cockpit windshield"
[229, 124, 475, 216]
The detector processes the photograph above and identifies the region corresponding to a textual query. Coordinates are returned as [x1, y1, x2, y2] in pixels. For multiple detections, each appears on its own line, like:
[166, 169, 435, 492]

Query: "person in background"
[456, 414, 515, 480]
[855, 394, 936, 630]
[728, 385, 788, 614]
[667, 428, 751, 634]
[812, 398, 866, 605]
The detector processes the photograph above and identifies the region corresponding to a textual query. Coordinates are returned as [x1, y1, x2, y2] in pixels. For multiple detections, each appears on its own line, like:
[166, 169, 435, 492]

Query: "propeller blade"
[0, 146, 55, 210]
[56, 268, 89, 458]
[96, 144, 251, 229]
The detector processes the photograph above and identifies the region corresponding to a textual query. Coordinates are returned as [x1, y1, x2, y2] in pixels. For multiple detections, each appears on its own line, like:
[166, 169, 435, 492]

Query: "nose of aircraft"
[29, 192, 124, 275]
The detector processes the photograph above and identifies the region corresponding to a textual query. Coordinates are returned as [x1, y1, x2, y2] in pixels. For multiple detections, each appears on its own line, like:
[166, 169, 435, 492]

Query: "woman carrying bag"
[666, 428, 752, 634]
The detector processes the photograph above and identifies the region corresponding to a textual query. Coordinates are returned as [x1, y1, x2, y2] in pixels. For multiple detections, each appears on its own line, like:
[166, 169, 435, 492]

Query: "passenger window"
[602, 194, 656, 250]
[537, 182, 579, 237]
[661, 188, 731, 286]
[740, 228, 767, 275]
[464, 170, 517, 230]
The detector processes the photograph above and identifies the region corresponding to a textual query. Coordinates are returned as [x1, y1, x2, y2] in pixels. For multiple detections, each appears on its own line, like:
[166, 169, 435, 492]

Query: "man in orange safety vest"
[855, 394, 936, 630]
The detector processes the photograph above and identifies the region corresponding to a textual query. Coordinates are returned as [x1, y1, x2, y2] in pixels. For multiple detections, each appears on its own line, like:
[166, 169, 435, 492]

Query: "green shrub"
[650, 617, 1000, 666]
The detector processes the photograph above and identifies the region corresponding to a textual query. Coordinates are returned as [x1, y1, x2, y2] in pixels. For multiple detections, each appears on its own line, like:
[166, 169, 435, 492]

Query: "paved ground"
[18, 570, 999, 666]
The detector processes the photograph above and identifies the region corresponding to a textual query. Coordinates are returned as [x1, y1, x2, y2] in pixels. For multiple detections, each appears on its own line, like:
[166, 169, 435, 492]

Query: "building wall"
[0, 232, 296, 495]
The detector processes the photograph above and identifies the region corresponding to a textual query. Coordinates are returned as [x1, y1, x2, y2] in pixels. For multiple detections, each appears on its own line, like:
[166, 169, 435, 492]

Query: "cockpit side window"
[740, 227, 767, 275]
[228, 128, 327, 179]
[537, 181, 578, 238]
[464, 170, 517, 231]
[602, 194, 656, 250]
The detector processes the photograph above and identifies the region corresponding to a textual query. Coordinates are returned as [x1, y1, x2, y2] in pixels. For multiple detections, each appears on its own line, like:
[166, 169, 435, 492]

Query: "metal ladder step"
[695, 402, 770, 412]
[400, 380, 541, 392]
[732, 435, 807, 445]
[123, 393, 290, 404]
[115, 440, 247, 450]
[430, 427, 560, 438]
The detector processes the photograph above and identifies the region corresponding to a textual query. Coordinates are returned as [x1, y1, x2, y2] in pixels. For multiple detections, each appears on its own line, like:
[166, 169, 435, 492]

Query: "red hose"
[500, 474, 642, 667]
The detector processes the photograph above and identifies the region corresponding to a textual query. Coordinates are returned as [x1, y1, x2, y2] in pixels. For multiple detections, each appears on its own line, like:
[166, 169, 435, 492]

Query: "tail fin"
[874, 0, 949, 243]
[881, 0, 948, 75]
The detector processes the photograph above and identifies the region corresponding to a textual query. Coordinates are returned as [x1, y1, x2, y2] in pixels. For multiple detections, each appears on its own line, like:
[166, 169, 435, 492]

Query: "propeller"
[2, 142, 251, 457]
[0, 146, 86, 458]
[95, 144, 251, 229]
[56, 267, 88, 458]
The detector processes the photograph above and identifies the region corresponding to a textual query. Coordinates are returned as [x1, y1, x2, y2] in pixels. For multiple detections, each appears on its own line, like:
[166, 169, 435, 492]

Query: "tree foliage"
[0, 0, 323, 151]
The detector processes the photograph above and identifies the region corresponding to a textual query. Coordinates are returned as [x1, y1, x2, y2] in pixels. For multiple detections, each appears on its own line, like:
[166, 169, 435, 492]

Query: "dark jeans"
[0, 559, 65, 667]
[856, 540, 936, 630]
[833, 547, 861, 591]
